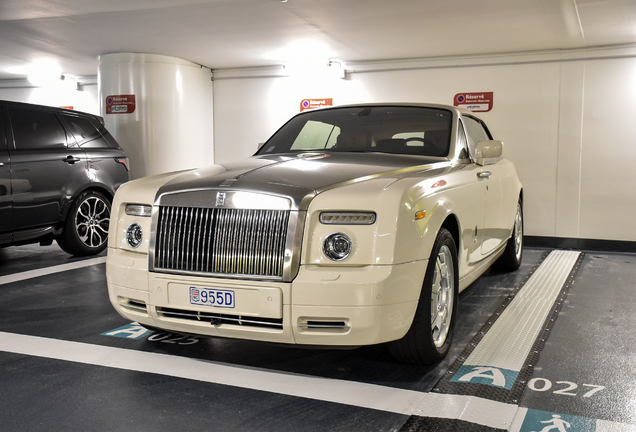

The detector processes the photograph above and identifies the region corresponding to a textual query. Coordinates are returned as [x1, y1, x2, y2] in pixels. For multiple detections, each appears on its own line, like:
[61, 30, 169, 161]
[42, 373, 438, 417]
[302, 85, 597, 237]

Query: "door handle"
[477, 171, 492, 179]
[63, 155, 81, 164]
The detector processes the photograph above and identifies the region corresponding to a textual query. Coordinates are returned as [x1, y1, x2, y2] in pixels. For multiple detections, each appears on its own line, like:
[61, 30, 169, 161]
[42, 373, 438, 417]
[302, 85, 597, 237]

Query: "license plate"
[190, 287, 235, 308]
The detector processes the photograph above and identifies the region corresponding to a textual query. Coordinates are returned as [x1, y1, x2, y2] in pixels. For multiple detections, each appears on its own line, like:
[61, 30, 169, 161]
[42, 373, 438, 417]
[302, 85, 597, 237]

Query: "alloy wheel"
[74, 196, 110, 249]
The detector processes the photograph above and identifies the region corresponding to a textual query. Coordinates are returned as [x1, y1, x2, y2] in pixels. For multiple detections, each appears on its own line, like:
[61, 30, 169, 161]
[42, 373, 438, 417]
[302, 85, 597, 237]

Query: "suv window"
[62, 114, 106, 148]
[9, 108, 68, 150]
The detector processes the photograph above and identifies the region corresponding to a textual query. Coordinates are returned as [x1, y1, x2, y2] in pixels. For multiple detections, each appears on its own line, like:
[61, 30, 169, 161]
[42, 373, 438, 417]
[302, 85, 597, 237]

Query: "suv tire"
[57, 190, 111, 256]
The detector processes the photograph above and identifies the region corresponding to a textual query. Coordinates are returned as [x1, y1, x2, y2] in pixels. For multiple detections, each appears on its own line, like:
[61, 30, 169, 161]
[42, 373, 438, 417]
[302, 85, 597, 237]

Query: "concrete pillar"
[98, 53, 214, 179]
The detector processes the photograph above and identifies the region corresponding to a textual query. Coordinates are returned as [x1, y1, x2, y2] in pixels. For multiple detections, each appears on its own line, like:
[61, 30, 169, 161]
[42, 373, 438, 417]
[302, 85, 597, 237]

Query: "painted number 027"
[528, 378, 605, 398]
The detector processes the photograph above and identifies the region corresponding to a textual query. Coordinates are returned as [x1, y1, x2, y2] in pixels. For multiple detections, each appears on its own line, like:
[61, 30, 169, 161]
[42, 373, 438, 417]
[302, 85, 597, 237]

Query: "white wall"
[212, 53, 636, 243]
[3, 51, 634, 243]
[0, 84, 99, 114]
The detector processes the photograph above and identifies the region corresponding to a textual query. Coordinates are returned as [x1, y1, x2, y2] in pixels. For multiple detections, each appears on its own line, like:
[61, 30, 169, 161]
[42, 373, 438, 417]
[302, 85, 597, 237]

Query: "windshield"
[256, 106, 452, 157]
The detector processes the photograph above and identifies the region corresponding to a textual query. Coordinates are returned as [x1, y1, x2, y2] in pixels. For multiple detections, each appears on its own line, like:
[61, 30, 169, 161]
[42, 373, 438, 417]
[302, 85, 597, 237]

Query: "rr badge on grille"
[216, 192, 226, 207]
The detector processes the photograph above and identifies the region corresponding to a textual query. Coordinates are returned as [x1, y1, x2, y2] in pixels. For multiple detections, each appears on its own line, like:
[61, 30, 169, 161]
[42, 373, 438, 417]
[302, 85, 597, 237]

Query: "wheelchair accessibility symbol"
[520, 410, 595, 432]
[534, 415, 571, 432]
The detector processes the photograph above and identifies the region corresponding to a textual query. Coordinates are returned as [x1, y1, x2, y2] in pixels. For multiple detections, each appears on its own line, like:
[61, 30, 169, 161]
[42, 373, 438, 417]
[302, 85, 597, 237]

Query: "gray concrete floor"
[0, 244, 633, 431]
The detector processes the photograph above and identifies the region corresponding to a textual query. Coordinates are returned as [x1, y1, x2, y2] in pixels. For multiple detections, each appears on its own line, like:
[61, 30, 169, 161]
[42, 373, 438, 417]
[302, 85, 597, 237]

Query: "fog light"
[323, 232, 352, 261]
[126, 223, 143, 249]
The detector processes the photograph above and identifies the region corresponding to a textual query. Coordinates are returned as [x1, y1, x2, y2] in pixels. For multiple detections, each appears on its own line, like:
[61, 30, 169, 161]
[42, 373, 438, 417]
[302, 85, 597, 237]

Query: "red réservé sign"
[300, 98, 333, 112]
[106, 95, 136, 114]
[453, 92, 493, 112]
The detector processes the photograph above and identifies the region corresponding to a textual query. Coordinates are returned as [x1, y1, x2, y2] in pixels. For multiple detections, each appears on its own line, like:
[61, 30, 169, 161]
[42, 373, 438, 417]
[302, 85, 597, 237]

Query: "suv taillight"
[114, 157, 130, 171]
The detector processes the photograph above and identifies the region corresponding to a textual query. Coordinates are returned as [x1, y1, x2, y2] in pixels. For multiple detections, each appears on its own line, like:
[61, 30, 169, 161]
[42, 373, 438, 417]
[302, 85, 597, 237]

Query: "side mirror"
[476, 140, 503, 166]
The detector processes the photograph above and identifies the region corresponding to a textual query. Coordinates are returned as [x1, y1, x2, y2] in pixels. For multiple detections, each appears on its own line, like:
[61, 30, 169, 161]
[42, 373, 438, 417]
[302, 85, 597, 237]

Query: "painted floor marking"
[509, 407, 636, 432]
[0, 256, 106, 286]
[462, 250, 580, 373]
[0, 331, 518, 429]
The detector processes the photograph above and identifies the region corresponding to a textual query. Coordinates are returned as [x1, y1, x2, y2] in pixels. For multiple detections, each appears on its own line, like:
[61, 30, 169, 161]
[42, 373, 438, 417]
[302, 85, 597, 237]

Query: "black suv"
[0, 101, 130, 255]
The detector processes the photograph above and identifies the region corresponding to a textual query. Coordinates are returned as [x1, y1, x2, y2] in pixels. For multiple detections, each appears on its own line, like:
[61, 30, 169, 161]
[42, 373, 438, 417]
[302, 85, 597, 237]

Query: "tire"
[494, 199, 523, 271]
[57, 190, 112, 256]
[389, 228, 459, 365]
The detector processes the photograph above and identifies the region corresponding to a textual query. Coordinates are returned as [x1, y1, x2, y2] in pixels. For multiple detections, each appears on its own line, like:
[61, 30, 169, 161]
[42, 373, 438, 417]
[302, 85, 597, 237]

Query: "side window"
[456, 121, 470, 160]
[462, 116, 491, 159]
[8, 108, 68, 150]
[62, 114, 106, 148]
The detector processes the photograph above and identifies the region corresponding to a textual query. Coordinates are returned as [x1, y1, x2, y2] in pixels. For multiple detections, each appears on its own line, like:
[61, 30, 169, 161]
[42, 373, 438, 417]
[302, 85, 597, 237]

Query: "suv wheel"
[57, 190, 111, 256]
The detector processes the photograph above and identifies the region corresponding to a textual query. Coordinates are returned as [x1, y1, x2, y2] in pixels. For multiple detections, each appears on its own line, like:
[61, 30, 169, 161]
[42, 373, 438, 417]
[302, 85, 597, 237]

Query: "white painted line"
[596, 419, 636, 432]
[508, 406, 528, 431]
[464, 250, 581, 372]
[415, 393, 517, 428]
[0, 331, 518, 429]
[0, 256, 106, 286]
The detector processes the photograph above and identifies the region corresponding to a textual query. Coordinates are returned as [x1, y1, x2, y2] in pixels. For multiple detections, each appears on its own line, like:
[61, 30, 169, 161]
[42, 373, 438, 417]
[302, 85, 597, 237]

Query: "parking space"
[513, 252, 636, 431]
[0, 244, 634, 431]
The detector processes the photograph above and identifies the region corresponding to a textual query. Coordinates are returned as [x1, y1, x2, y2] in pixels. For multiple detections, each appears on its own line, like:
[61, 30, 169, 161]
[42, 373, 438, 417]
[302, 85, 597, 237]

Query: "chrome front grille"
[154, 206, 290, 278]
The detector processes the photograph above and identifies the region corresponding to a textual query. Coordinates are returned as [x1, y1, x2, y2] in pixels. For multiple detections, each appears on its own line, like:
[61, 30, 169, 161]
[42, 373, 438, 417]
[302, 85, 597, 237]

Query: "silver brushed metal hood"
[155, 152, 448, 210]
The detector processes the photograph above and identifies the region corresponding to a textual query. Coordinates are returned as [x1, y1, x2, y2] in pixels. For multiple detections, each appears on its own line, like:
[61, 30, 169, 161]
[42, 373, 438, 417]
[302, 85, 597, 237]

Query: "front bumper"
[107, 248, 427, 346]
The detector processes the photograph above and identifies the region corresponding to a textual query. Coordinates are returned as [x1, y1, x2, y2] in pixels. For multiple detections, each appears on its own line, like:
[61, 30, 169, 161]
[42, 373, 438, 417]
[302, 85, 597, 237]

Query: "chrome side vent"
[297, 318, 350, 332]
[154, 206, 290, 278]
[118, 297, 148, 315]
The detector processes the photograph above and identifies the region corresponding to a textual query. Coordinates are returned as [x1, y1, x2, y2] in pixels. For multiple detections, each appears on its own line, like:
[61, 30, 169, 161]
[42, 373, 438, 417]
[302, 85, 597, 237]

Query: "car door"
[0, 109, 11, 244]
[455, 119, 486, 265]
[5, 105, 88, 233]
[462, 115, 506, 256]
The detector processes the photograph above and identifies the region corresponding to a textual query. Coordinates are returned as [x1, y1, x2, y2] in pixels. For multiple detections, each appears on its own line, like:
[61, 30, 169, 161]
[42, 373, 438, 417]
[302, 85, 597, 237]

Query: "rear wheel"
[57, 190, 111, 256]
[495, 199, 523, 271]
[389, 228, 459, 365]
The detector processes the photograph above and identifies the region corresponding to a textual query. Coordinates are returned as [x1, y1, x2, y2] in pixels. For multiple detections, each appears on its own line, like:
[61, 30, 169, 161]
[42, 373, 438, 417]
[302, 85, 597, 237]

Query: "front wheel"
[57, 190, 111, 256]
[389, 228, 459, 365]
[495, 199, 523, 271]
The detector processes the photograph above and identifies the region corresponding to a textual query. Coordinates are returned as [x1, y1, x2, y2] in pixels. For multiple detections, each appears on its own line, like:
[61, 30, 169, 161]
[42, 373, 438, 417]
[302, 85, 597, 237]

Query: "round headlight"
[323, 232, 352, 261]
[126, 223, 143, 249]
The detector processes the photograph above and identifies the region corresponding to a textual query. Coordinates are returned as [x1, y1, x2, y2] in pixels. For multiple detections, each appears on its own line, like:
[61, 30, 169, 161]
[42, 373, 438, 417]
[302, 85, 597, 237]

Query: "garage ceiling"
[0, 0, 635, 82]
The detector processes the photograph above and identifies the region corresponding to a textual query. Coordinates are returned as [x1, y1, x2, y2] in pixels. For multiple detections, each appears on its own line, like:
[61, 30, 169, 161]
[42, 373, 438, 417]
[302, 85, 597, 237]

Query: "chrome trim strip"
[157, 307, 283, 329]
[148, 203, 160, 272]
[298, 323, 350, 330]
[152, 267, 283, 281]
[283, 211, 304, 282]
[206, 315, 283, 328]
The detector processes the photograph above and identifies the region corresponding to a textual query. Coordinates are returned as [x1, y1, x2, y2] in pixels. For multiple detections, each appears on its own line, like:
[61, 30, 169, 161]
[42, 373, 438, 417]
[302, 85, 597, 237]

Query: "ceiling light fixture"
[25, 59, 63, 88]
[61, 75, 79, 91]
